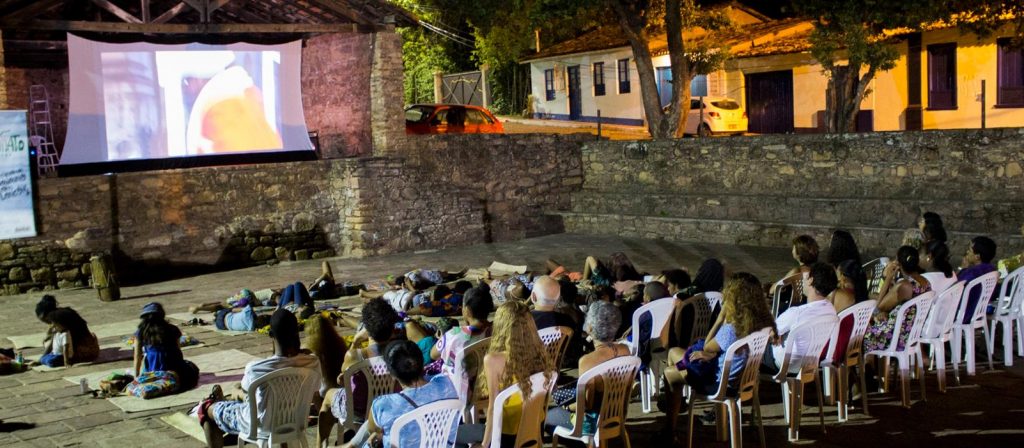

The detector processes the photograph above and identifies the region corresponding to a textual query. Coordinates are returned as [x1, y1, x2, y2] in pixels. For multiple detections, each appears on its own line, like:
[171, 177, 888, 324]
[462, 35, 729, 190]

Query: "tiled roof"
[520, 26, 630, 62]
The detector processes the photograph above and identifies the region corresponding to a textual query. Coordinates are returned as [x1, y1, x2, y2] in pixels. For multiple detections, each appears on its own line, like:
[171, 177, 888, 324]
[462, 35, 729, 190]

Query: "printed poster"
[0, 110, 37, 239]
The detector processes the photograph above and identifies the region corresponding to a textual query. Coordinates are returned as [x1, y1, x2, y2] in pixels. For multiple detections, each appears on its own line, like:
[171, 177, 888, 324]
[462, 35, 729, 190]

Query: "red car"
[405, 104, 505, 134]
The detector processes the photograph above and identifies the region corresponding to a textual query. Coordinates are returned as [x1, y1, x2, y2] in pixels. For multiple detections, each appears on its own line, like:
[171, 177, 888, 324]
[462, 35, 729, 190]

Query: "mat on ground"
[7, 319, 141, 349]
[161, 411, 206, 442]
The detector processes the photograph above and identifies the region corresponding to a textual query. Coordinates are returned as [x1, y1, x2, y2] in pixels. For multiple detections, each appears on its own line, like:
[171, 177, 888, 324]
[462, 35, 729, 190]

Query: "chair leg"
[1015, 318, 1024, 358]
[727, 400, 742, 448]
[716, 403, 728, 442]
[687, 397, 697, 448]
[880, 357, 891, 393]
[983, 324, 994, 371]
[753, 392, 766, 448]
[1002, 320, 1014, 367]
[935, 342, 947, 393]
[917, 349, 927, 403]
[816, 376, 826, 435]
[553, 435, 560, 448]
[640, 369, 651, 413]
[822, 366, 835, 405]
[966, 328, 978, 376]
[622, 428, 632, 448]
[781, 382, 791, 423]
[951, 328, 963, 385]
[858, 355, 870, 417]
[899, 364, 911, 409]
[837, 364, 848, 423]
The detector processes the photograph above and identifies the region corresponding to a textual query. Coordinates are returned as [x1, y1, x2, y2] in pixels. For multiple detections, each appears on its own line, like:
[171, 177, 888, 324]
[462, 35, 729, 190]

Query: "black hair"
[558, 278, 579, 305]
[793, 235, 820, 265]
[826, 230, 862, 266]
[897, 245, 924, 274]
[463, 285, 495, 321]
[971, 236, 997, 263]
[923, 221, 948, 243]
[431, 285, 452, 301]
[661, 269, 692, 291]
[35, 295, 58, 321]
[452, 280, 473, 294]
[693, 259, 725, 293]
[922, 212, 943, 226]
[837, 260, 869, 303]
[643, 281, 670, 301]
[608, 252, 643, 282]
[807, 262, 839, 298]
[137, 304, 180, 349]
[392, 275, 406, 287]
[384, 340, 424, 385]
[269, 308, 301, 351]
[924, 240, 955, 277]
[362, 299, 401, 343]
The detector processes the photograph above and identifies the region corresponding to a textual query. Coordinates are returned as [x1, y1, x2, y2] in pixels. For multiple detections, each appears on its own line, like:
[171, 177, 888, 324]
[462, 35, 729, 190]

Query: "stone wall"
[301, 33, 373, 158]
[561, 128, 1024, 258]
[2, 67, 69, 156]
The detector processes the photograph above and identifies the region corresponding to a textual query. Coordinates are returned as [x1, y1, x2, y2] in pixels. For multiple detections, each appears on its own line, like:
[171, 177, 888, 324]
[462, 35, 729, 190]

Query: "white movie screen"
[63, 35, 312, 164]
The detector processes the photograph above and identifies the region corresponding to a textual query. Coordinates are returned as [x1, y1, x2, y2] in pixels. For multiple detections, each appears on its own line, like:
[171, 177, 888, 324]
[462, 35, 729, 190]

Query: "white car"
[683, 96, 748, 137]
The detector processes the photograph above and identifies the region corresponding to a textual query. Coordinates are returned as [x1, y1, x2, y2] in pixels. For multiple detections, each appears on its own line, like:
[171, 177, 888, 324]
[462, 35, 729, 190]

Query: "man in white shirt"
[762, 262, 840, 372]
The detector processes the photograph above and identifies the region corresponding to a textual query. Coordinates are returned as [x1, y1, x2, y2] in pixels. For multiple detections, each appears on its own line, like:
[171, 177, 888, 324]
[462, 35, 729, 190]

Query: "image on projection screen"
[101, 50, 282, 159]
[62, 35, 312, 165]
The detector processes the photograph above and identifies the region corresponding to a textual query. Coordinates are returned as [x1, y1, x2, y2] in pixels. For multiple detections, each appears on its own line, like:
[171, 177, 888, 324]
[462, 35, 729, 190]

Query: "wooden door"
[745, 70, 794, 134]
[567, 65, 582, 120]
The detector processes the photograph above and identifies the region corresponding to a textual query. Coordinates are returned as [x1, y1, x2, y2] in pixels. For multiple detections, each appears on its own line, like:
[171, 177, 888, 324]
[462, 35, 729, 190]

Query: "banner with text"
[0, 110, 37, 239]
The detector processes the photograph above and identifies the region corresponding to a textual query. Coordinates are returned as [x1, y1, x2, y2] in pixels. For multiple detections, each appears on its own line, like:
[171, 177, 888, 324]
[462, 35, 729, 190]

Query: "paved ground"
[1, 234, 1022, 447]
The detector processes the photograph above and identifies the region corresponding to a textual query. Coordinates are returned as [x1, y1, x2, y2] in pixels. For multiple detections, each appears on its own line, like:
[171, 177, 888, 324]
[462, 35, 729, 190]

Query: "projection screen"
[63, 35, 312, 164]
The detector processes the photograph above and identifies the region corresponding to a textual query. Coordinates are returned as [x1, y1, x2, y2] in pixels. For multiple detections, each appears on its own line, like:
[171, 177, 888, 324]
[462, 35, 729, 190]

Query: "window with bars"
[593, 62, 606, 96]
[998, 38, 1024, 107]
[927, 43, 957, 110]
[617, 58, 630, 94]
[544, 69, 555, 101]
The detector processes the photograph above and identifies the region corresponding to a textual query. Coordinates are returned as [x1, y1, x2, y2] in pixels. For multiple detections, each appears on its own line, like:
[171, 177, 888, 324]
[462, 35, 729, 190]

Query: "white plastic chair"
[771, 273, 803, 317]
[919, 281, 966, 392]
[820, 300, 877, 422]
[921, 272, 958, 294]
[387, 399, 462, 448]
[687, 327, 772, 448]
[866, 291, 936, 408]
[951, 271, 999, 376]
[863, 258, 888, 296]
[336, 356, 398, 439]
[538, 326, 573, 370]
[765, 318, 837, 442]
[622, 297, 676, 413]
[489, 371, 557, 448]
[237, 367, 321, 448]
[553, 356, 641, 448]
[451, 336, 491, 423]
[988, 267, 1024, 367]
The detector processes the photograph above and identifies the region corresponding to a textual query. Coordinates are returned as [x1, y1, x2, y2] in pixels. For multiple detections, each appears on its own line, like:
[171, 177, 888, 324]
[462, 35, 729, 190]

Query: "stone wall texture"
[561, 128, 1024, 258]
[2, 67, 69, 156]
[301, 33, 373, 158]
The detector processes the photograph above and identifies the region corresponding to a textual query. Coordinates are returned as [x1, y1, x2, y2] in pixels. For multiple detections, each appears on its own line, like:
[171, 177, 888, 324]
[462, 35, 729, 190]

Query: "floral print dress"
[863, 277, 931, 352]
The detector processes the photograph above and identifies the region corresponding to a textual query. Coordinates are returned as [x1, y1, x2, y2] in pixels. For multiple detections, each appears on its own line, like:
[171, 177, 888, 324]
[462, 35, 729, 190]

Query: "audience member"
[921, 240, 957, 293]
[763, 263, 839, 373]
[128, 302, 200, 398]
[832, 260, 866, 312]
[957, 236, 998, 323]
[787, 235, 820, 279]
[531, 276, 578, 330]
[826, 229, 862, 267]
[671, 259, 726, 347]
[34, 295, 99, 368]
[920, 211, 948, 244]
[304, 314, 346, 399]
[660, 269, 692, 297]
[863, 246, 931, 353]
[430, 285, 494, 373]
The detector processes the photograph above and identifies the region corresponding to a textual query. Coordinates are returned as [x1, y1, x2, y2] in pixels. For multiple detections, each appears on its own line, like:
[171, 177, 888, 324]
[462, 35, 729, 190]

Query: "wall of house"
[529, 47, 644, 126]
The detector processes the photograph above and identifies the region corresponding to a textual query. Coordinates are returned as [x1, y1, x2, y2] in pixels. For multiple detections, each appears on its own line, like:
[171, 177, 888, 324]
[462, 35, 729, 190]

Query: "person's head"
[693, 258, 725, 293]
[922, 240, 954, 277]
[269, 308, 301, 355]
[35, 295, 58, 323]
[452, 280, 473, 295]
[792, 235, 820, 266]
[608, 252, 642, 282]
[558, 278, 580, 306]
[660, 269, 691, 295]
[463, 285, 495, 323]
[896, 245, 924, 275]
[530, 275, 561, 310]
[642, 281, 670, 303]
[722, 272, 776, 338]
[503, 278, 529, 302]
[362, 298, 400, 343]
[826, 230, 861, 266]
[431, 285, 452, 302]
[305, 314, 346, 387]
[966, 236, 997, 265]
[919, 211, 944, 231]
[384, 340, 425, 387]
[488, 301, 552, 398]
[583, 300, 621, 344]
[804, 262, 839, 300]
[837, 260, 869, 303]
[137, 302, 174, 346]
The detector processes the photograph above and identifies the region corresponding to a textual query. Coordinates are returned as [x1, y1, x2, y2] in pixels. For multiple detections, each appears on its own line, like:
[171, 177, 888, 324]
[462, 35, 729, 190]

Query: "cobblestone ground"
[1, 234, 1022, 447]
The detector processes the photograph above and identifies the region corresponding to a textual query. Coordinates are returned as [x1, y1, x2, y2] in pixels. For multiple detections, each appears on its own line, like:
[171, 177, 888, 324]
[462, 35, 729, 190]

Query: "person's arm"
[877, 281, 913, 314]
[62, 333, 74, 367]
[342, 407, 381, 448]
[704, 310, 725, 342]
[481, 353, 505, 448]
[133, 341, 143, 377]
[404, 319, 430, 342]
[41, 327, 54, 356]
[430, 332, 445, 361]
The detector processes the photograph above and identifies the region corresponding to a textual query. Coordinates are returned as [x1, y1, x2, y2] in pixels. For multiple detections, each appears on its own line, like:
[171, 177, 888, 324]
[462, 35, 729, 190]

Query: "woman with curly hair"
[660, 273, 776, 438]
[304, 314, 346, 399]
[456, 301, 555, 448]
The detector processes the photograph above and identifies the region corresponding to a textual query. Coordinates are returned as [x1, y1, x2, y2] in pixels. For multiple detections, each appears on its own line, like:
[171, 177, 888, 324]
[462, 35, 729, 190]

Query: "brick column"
[369, 26, 406, 155]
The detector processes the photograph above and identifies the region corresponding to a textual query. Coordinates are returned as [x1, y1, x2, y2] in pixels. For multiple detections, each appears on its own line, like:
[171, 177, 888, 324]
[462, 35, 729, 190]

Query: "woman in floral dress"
[864, 246, 932, 352]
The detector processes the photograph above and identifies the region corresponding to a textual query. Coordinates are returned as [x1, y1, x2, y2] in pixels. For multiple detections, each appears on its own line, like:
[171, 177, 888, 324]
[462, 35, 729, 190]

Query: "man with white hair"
[530, 275, 577, 330]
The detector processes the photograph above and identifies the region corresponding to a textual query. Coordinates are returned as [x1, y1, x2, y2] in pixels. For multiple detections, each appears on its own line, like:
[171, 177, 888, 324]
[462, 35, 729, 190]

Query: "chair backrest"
[452, 337, 491, 410]
[954, 271, 999, 327]
[993, 267, 1024, 317]
[921, 272, 958, 294]
[566, 356, 642, 441]
[678, 293, 717, 346]
[388, 399, 463, 448]
[628, 297, 677, 356]
[775, 318, 836, 382]
[538, 326, 573, 369]
[710, 327, 772, 402]
[342, 356, 398, 424]
[880, 291, 936, 353]
[489, 371, 557, 448]
[704, 291, 723, 310]
[771, 273, 803, 317]
[922, 281, 966, 340]
[242, 366, 321, 444]
[823, 300, 877, 366]
[863, 257, 888, 295]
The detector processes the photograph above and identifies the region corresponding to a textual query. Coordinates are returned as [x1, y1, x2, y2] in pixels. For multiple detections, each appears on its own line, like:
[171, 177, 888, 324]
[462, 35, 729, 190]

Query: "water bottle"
[80, 378, 89, 394]
[15, 351, 24, 364]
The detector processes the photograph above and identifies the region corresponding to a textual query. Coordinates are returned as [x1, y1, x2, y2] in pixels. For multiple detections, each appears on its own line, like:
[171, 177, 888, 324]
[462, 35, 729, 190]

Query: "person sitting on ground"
[304, 314, 346, 406]
[863, 246, 932, 354]
[485, 275, 532, 306]
[455, 301, 554, 448]
[545, 301, 630, 437]
[956, 236, 998, 323]
[832, 260, 867, 313]
[128, 303, 200, 398]
[762, 263, 839, 373]
[319, 299, 404, 446]
[826, 229, 862, 267]
[342, 340, 459, 448]
[198, 309, 320, 448]
[309, 261, 338, 300]
[34, 295, 99, 368]
[582, 251, 644, 288]
[530, 275, 578, 331]
[429, 285, 494, 373]
[921, 240, 957, 293]
[663, 272, 776, 439]
[671, 259, 726, 348]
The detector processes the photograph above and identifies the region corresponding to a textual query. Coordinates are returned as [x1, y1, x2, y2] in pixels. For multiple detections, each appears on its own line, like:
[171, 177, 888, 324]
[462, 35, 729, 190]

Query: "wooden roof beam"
[90, 0, 143, 23]
[308, 0, 375, 26]
[3, 0, 63, 22]
[152, 2, 189, 23]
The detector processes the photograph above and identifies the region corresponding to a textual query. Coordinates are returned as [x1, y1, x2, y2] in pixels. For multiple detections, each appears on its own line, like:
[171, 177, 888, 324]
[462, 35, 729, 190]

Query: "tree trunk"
[665, 0, 692, 138]
[825, 65, 862, 133]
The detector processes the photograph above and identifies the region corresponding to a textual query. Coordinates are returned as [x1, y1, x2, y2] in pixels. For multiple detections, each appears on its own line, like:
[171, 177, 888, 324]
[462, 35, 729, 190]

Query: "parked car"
[683, 96, 748, 137]
[405, 104, 505, 134]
